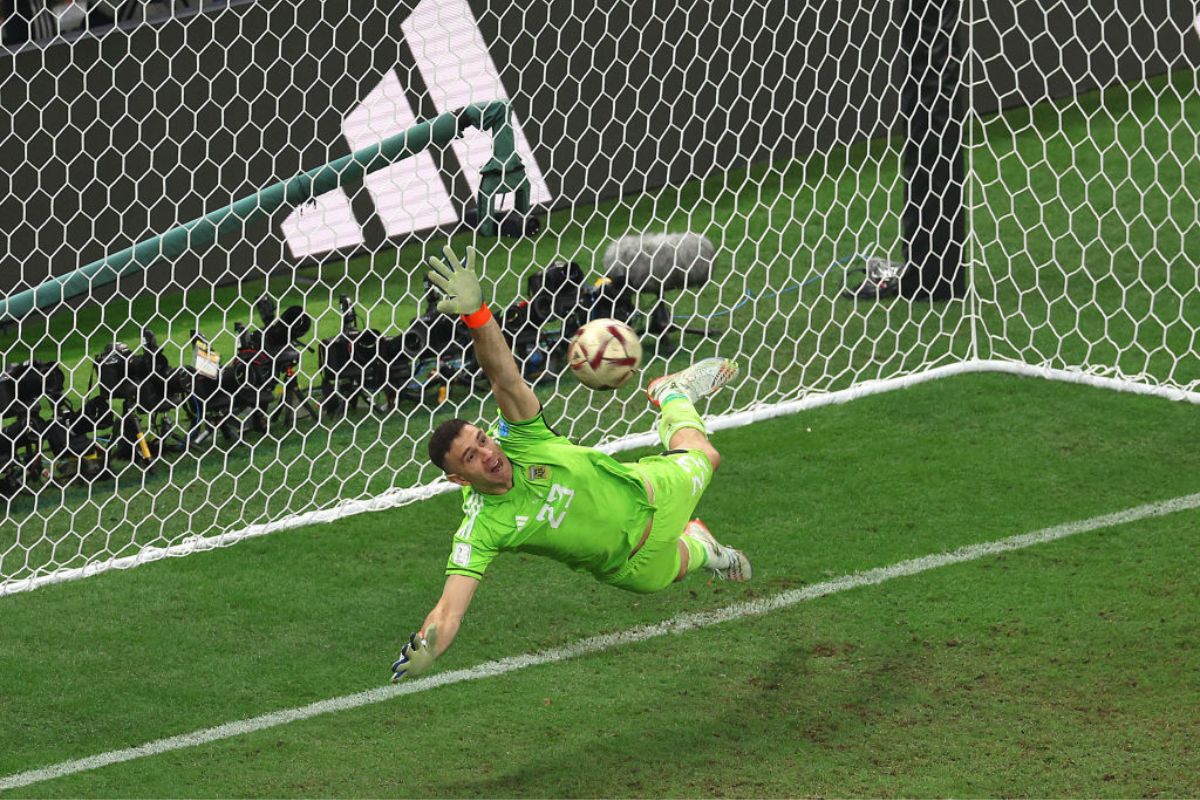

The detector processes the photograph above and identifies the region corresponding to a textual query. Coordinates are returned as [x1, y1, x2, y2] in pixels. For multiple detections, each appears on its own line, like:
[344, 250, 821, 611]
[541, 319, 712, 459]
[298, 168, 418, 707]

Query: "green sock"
[657, 395, 706, 450]
[682, 533, 708, 574]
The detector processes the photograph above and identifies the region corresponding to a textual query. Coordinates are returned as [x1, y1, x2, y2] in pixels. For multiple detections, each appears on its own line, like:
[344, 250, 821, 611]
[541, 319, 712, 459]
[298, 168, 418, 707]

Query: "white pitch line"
[3, 490, 1199, 793]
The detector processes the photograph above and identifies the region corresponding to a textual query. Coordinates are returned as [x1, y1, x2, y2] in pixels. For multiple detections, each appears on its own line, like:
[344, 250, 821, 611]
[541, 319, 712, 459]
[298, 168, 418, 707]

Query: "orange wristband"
[461, 303, 492, 329]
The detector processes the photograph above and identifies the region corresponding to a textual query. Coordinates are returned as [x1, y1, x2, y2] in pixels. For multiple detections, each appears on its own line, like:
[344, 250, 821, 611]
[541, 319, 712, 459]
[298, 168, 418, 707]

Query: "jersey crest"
[527, 464, 552, 481]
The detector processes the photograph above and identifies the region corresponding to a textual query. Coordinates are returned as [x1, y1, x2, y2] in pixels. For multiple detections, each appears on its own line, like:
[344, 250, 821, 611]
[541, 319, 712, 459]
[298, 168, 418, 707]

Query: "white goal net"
[1, 0, 1197, 594]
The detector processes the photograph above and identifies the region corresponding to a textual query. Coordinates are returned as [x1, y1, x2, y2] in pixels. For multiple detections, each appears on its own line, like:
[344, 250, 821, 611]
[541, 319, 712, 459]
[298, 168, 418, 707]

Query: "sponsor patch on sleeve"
[452, 542, 473, 567]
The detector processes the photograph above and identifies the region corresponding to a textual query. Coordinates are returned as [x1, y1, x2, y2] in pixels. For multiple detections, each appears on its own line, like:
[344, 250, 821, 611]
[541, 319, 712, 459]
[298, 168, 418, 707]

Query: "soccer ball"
[567, 318, 642, 390]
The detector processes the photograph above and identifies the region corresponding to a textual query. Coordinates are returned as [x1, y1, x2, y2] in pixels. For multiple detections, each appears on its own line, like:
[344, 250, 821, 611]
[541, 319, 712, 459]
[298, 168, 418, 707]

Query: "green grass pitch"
[1, 374, 1198, 796]
[0, 69, 1198, 795]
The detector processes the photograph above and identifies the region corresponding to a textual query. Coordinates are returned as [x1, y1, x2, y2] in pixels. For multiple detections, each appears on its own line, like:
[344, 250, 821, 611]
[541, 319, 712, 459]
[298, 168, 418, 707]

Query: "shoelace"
[705, 546, 734, 579]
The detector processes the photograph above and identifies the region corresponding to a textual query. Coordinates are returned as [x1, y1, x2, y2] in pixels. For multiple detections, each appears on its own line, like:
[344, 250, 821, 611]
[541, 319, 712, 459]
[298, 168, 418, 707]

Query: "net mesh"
[1, 0, 1197, 591]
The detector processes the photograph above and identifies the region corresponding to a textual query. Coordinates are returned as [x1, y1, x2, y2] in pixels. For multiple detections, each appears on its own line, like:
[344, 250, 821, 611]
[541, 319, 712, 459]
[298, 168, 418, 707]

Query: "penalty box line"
[3, 490, 1199, 793]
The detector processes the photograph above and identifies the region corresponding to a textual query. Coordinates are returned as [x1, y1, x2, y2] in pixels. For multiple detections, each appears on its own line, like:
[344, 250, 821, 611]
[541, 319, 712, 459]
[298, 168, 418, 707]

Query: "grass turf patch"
[0, 371, 1198, 796]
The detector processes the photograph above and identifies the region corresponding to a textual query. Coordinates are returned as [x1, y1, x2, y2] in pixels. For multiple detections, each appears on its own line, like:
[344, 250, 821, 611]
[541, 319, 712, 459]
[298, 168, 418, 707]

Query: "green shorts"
[603, 449, 715, 594]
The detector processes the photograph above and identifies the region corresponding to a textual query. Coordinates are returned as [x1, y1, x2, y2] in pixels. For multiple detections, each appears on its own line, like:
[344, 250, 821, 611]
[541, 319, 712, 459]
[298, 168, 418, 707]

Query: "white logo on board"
[282, 0, 551, 259]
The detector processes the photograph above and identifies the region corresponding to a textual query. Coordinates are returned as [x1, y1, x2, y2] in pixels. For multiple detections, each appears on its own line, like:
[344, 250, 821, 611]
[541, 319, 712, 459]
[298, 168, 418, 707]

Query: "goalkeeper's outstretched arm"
[427, 245, 540, 421]
[391, 574, 478, 682]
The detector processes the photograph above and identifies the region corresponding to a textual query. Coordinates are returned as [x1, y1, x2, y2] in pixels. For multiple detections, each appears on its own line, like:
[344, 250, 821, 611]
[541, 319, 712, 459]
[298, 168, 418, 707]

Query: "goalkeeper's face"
[444, 424, 513, 494]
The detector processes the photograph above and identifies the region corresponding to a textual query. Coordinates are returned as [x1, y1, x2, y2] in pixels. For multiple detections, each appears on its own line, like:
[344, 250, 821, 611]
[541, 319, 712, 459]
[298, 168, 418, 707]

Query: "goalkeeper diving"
[391, 245, 747, 682]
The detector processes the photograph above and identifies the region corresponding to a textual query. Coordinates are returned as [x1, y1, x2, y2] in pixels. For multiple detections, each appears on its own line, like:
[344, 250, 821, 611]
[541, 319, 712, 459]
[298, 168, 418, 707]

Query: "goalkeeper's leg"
[647, 356, 739, 471]
[677, 518, 751, 582]
[665, 424, 719, 472]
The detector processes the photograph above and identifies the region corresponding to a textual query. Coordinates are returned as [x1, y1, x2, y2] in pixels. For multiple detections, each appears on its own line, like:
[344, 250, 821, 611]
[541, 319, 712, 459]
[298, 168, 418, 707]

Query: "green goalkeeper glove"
[426, 246, 483, 315]
[390, 624, 439, 683]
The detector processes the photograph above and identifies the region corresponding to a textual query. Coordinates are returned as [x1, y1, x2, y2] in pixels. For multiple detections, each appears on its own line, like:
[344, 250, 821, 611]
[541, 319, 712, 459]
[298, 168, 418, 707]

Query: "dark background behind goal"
[1, 0, 1196, 300]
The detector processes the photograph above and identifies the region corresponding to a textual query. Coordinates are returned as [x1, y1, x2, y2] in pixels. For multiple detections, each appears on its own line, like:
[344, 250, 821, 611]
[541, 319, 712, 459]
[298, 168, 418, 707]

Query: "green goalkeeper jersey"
[444, 410, 654, 581]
